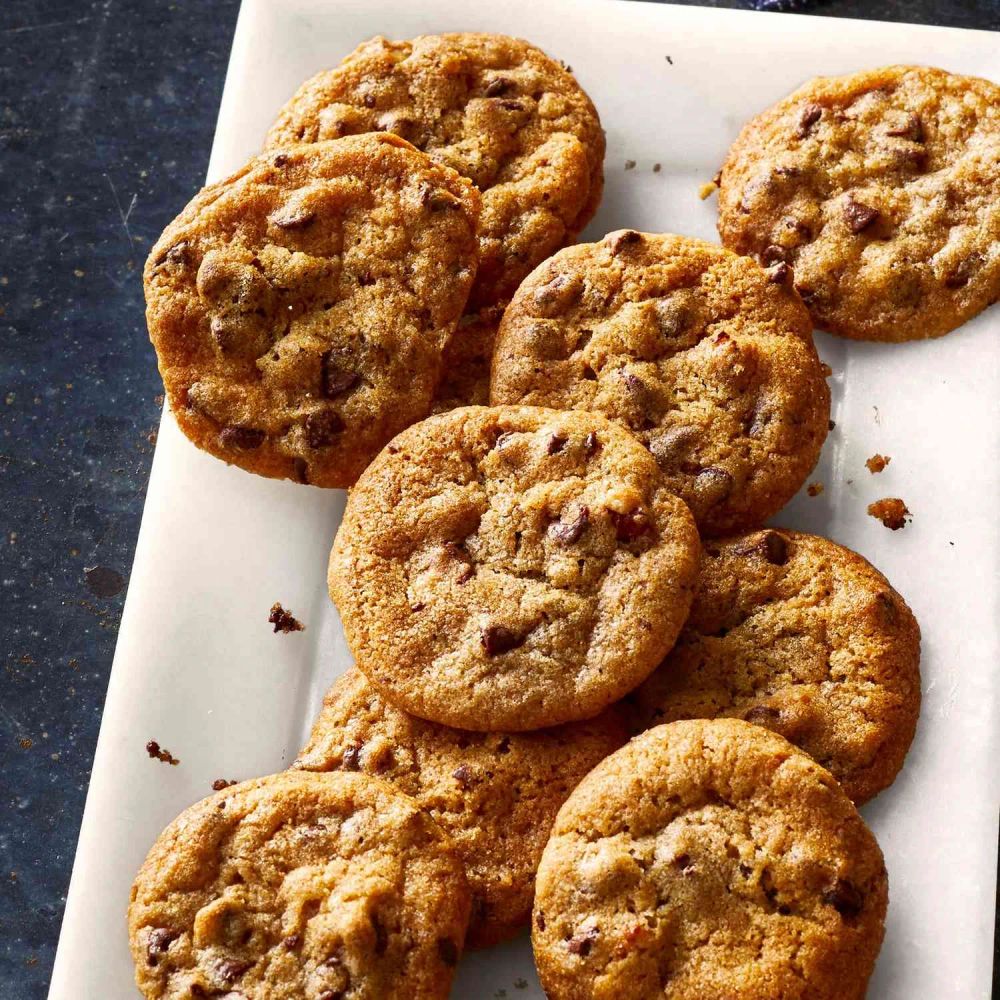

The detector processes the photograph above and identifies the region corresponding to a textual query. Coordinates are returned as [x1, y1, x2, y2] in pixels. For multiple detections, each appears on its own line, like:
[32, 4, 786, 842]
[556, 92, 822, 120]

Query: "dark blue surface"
[0, 1, 996, 996]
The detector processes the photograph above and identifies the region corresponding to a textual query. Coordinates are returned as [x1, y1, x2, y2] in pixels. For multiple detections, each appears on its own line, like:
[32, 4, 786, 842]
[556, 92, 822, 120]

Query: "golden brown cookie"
[490, 232, 830, 536]
[328, 405, 700, 731]
[265, 33, 605, 310]
[532, 719, 888, 1000]
[629, 529, 921, 804]
[293, 668, 628, 947]
[128, 771, 470, 999]
[144, 134, 480, 487]
[718, 65, 1000, 341]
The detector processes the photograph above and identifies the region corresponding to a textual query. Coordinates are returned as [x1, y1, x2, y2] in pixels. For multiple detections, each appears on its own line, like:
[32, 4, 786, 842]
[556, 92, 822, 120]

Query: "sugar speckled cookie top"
[128, 771, 470, 1000]
[630, 529, 921, 804]
[718, 65, 1000, 341]
[266, 33, 605, 310]
[294, 669, 628, 947]
[533, 719, 888, 1000]
[328, 405, 700, 731]
[490, 233, 830, 535]
[144, 134, 480, 487]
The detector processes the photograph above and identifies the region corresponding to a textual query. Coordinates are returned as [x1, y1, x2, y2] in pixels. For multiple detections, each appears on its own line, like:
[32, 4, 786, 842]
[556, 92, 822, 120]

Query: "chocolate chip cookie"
[265, 33, 605, 311]
[629, 529, 921, 804]
[533, 719, 888, 1000]
[294, 668, 628, 947]
[718, 65, 1000, 341]
[128, 771, 470, 999]
[489, 232, 830, 535]
[328, 405, 700, 731]
[144, 134, 480, 487]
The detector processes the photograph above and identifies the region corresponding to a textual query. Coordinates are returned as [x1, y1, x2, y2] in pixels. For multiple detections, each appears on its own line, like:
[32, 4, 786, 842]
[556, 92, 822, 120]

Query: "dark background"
[0, 1, 996, 996]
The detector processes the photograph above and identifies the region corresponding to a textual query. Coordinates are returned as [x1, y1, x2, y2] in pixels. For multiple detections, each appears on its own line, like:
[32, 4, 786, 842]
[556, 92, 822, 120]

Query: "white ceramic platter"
[49, 1, 999, 996]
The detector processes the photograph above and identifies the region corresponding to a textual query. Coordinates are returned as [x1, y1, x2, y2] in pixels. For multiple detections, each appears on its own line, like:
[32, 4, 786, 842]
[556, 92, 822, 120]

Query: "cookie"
[718, 65, 1000, 341]
[431, 306, 503, 412]
[265, 33, 605, 310]
[144, 133, 480, 487]
[293, 668, 628, 947]
[489, 232, 830, 536]
[629, 529, 921, 804]
[128, 771, 470, 999]
[532, 719, 888, 1000]
[328, 405, 700, 731]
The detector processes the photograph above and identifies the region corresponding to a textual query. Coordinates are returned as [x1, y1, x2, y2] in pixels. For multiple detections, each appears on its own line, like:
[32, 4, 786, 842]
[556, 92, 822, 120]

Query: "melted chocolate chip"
[481, 624, 527, 656]
[437, 937, 459, 966]
[761, 244, 789, 266]
[498, 99, 524, 111]
[674, 854, 693, 871]
[610, 508, 650, 542]
[484, 77, 513, 97]
[146, 928, 178, 965]
[648, 426, 698, 471]
[767, 262, 791, 285]
[796, 103, 823, 138]
[305, 411, 344, 448]
[372, 915, 389, 955]
[608, 230, 642, 254]
[273, 153, 289, 167]
[843, 197, 879, 234]
[584, 432, 600, 455]
[220, 426, 265, 450]
[566, 926, 599, 956]
[341, 743, 362, 771]
[155, 241, 191, 268]
[215, 958, 252, 984]
[549, 506, 590, 545]
[546, 433, 568, 455]
[270, 208, 316, 230]
[694, 467, 734, 506]
[320, 352, 359, 399]
[759, 530, 789, 565]
[743, 705, 782, 726]
[823, 878, 864, 919]
[885, 113, 923, 142]
[943, 254, 981, 289]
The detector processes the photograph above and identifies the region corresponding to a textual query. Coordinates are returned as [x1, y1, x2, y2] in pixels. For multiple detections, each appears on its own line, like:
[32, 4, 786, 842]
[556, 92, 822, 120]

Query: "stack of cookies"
[131, 33, 998, 1000]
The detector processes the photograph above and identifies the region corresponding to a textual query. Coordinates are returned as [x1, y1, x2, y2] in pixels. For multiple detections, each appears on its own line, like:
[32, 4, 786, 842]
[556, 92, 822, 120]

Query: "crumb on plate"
[868, 497, 911, 530]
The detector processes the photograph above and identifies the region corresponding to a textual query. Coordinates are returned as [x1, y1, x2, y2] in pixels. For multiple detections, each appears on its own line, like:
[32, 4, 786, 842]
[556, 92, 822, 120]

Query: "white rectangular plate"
[49, 2, 999, 997]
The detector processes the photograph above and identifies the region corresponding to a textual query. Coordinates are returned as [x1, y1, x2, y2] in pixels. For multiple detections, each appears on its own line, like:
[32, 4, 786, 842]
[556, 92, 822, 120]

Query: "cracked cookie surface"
[294, 668, 627, 947]
[629, 529, 921, 804]
[328, 405, 700, 731]
[144, 133, 480, 487]
[128, 771, 470, 999]
[490, 233, 830, 536]
[532, 719, 888, 1000]
[718, 65, 1000, 341]
[266, 33, 605, 311]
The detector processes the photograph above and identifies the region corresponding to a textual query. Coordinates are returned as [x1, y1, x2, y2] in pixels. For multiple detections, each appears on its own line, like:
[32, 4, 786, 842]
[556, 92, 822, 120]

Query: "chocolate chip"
[212, 778, 237, 791]
[584, 432, 600, 455]
[220, 426, 265, 450]
[273, 153, 289, 167]
[421, 185, 460, 211]
[362, 93, 377, 108]
[372, 915, 389, 955]
[484, 78, 513, 97]
[444, 541, 474, 583]
[283, 934, 301, 949]
[796, 103, 823, 138]
[437, 937, 459, 966]
[320, 352, 359, 399]
[760, 530, 789, 565]
[823, 878, 864, 919]
[549, 506, 589, 545]
[843, 197, 879, 234]
[767, 262, 791, 285]
[496, 737, 511, 754]
[155, 241, 191, 268]
[566, 926, 599, 956]
[342, 743, 362, 771]
[743, 705, 782, 726]
[532, 273, 582, 314]
[305, 411, 344, 448]
[608, 230, 642, 254]
[943, 254, 981, 289]
[498, 99, 524, 111]
[215, 958, 252, 984]
[546, 433, 567, 455]
[761, 244, 788, 266]
[270, 207, 316, 230]
[610, 508, 650, 542]
[146, 928, 178, 965]
[647, 426, 698, 471]
[694, 467, 734, 506]
[885, 113, 923, 142]
[318, 992, 345, 1000]
[481, 624, 527, 656]
[536, 911, 546, 931]
[674, 854, 693, 871]
[268, 602, 304, 633]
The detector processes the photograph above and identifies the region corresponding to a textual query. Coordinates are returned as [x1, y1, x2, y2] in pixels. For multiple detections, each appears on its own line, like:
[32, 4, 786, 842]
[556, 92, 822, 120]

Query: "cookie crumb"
[268, 602, 304, 633]
[212, 778, 237, 791]
[868, 498, 911, 530]
[698, 181, 719, 200]
[828, 419, 836, 430]
[865, 454, 891, 474]
[19, 738, 32, 750]
[146, 740, 180, 765]
[624, 159, 636, 171]
[807, 482, 824, 497]
[652, 162, 662, 173]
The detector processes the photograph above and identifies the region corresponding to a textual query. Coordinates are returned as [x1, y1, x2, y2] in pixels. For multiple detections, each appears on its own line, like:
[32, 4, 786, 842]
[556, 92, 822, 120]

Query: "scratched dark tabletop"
[0, 1, 997, 997]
